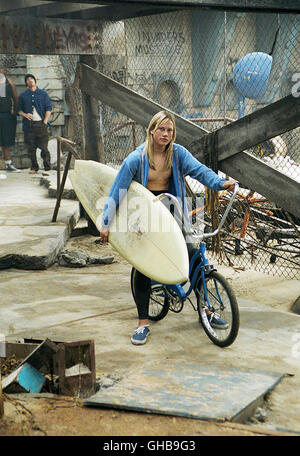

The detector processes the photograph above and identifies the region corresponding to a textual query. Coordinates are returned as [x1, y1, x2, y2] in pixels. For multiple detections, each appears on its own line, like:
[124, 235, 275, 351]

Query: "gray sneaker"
[5, 163, 21, 173]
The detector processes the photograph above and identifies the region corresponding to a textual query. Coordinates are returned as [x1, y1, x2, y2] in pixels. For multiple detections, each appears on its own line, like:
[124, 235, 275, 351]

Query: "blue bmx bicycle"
[131, 183, 240, 348]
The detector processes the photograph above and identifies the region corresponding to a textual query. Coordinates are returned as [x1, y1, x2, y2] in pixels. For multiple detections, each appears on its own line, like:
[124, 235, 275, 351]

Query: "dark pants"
[134, 271, 152, 320]
[24, 121, 51, 171]
[0, 112, 16, 147]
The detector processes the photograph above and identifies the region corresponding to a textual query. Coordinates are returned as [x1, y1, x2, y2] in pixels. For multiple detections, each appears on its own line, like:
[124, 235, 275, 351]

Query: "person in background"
[17, 74, 52, 174]
[0, 67, 20, 172]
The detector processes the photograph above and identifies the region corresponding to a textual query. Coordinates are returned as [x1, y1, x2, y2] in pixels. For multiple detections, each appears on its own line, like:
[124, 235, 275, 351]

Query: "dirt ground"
[0, 393, 293, 437]
[0, 235, 299, 437]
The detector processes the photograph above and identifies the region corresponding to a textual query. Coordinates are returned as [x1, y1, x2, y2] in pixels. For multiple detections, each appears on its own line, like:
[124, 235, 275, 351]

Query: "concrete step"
[0, 170, 80, 270]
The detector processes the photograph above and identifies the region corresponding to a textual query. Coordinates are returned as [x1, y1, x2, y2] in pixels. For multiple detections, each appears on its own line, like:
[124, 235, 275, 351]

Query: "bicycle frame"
[152, 183, 240, 307]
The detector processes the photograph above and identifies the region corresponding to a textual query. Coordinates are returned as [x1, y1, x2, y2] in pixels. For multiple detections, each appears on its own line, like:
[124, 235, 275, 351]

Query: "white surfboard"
[69, 160, 189, 284]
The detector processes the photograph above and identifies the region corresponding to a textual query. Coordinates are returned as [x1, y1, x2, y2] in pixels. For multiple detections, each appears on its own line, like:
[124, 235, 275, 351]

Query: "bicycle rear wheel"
[196, 271, 239, 347]
[130, 268, 170, 321]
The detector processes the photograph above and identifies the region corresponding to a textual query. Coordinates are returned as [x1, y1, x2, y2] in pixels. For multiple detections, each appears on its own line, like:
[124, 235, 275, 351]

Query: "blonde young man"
[100, 111, 235, 345]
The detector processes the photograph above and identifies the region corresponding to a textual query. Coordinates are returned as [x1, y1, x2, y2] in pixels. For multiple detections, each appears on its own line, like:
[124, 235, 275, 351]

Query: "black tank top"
[0, 78, 13, 113]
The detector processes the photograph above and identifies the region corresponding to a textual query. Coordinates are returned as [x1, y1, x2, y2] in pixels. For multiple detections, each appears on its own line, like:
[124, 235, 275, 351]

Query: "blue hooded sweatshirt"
[101, 142, 226, 228]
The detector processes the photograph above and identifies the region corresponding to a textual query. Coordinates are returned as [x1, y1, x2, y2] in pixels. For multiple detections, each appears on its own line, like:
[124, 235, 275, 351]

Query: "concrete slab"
[40, 173, 76, 199]
[84, 362, 284, 423]
[1, 258, 300, 431]
[0, 170, 79, 269]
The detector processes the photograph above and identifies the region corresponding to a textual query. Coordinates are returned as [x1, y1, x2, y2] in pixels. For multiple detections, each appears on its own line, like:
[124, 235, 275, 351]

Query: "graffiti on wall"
[0, 16, 101, 54]
[110, 66, 153, 86]
[135, 30, 185, 56]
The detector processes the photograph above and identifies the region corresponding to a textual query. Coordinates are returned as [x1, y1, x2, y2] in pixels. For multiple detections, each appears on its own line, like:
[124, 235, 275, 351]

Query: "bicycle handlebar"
[200, 182, 239, 240]
[155, 182, 239, 241]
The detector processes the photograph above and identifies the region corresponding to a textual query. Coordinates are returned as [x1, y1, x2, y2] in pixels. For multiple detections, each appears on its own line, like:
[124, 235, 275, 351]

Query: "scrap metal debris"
[1, 338, 96, 399]
[1, 354, 24, 377]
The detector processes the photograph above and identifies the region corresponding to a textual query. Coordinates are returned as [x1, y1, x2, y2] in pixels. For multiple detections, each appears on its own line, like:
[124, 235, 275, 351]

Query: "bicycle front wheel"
[130, 268, 170, 321]
[196, 271, 239, 347]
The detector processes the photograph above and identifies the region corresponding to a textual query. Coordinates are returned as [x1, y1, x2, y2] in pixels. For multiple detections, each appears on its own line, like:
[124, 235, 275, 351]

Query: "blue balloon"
[233, 52, 272, 99]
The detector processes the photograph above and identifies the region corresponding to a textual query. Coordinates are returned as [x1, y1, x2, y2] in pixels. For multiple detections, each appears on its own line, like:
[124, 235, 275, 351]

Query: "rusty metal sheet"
[84, 362, 284, 422]
[0, 15, 102, 55]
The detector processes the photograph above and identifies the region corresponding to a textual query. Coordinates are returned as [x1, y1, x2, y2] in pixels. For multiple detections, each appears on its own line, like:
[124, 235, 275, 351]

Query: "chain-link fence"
[91, 10, 299, 280]
[2, 10, 296, 278]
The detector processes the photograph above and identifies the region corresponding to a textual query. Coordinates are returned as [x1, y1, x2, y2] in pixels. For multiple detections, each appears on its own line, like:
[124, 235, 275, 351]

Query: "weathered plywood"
[85, 363, 284, 422]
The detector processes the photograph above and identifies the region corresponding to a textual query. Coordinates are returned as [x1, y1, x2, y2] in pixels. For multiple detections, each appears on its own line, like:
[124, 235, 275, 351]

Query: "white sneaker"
[5, 163, 21, 173]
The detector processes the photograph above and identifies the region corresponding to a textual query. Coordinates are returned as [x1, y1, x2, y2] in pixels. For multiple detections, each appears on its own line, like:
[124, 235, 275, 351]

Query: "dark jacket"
[17, 87, 52, 131]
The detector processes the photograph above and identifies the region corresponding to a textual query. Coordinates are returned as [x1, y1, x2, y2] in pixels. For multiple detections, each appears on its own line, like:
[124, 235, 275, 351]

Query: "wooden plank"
[75, 63, 300, 218]
[220, 151, 300, 219]
[36, 5, 105, 19]
[79, 55, 103, 162]
[39, 0, 300, 14]
[19, 338, 58, 372]
[4, 342, 39, 359]
[0, 14, 102, 55]
[189, 95, 300, 162]
[4, 2, 102, 17]
[76, 64, 299, 161]
[50, 4, 177, 20]
[0, 0, 53, 13]
[75, 63, 207, 147]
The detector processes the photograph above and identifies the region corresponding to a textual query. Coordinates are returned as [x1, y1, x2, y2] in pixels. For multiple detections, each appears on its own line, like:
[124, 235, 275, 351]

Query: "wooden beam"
[50, 4, 176, 20]
[75, 63, 300, 218]
[33, 0, 300, 14]
[79, 55, 103, 162]
[0, 15, 102, 54]
[219, 151, 300, 220]
[3, 2, 101, 17]
[75, 63, 207, 146]
[1, 0, 176, 20]
[189, 95, 300, 162]
[76, 64, 300, 161]
[0, 0, 53, 13]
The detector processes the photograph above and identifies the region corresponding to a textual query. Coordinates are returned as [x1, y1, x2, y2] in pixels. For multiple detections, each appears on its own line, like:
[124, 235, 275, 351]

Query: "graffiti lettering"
[136, 43, 183, 56]
[135, 29, 185, 57]
[0, 18, 99, 54]
[137, 30, 185, 44]
[110, 68, 153, 86]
